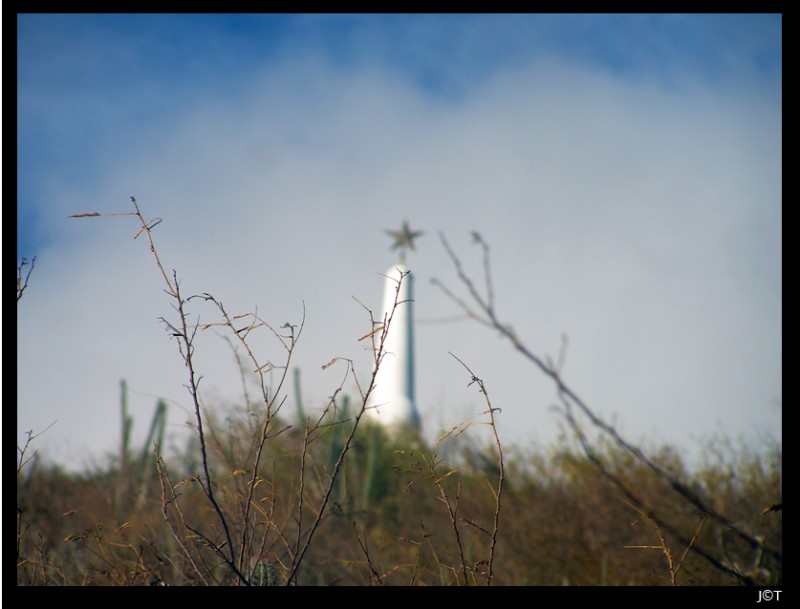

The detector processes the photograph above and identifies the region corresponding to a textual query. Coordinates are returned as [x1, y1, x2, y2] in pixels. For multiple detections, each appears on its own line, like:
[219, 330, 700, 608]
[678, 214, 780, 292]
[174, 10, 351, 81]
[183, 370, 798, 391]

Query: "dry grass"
[15, 200, 781, 586]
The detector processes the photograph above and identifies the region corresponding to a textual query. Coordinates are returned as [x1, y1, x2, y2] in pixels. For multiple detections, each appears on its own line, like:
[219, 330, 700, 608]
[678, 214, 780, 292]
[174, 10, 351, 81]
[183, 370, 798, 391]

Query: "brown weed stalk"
[433, 231, 780, 586]
[286, 269, 411, 585]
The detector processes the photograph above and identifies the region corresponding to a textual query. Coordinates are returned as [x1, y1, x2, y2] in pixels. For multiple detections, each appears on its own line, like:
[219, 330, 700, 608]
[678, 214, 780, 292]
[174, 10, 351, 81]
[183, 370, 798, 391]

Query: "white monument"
[365, 221, 422, 431]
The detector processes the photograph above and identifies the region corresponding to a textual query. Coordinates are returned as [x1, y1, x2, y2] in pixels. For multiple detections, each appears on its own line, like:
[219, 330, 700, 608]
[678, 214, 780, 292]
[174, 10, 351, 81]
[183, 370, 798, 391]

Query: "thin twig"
[422, 451, 469, 585]
[17, 256, 37, 302]
[448, 352, 504, 586]
[286, 271, 409, 585]
[562, 400, 754, 585]
[433, 232, 781, 583]
[155, 449, 209, 585]
[72, 198, 246, 583]
[351, 522, 384, 585]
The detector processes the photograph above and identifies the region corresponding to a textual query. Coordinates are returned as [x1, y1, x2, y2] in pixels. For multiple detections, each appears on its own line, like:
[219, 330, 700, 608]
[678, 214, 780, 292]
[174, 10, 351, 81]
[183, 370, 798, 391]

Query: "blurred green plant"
[116, 379, 167, 516]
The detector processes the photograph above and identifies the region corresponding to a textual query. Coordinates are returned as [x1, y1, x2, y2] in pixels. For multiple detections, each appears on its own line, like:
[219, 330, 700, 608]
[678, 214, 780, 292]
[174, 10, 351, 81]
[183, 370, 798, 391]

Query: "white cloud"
[17, 49, 781, 470]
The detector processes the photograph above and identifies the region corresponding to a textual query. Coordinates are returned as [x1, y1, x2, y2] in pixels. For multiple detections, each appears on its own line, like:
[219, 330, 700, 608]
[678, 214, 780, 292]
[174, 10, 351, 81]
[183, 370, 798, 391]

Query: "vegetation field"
[17, 201, 781, 586]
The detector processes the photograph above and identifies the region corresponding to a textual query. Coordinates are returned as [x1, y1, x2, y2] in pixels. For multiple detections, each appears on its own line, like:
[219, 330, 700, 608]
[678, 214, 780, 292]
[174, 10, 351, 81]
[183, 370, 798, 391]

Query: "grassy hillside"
[17, 407, 781, 586]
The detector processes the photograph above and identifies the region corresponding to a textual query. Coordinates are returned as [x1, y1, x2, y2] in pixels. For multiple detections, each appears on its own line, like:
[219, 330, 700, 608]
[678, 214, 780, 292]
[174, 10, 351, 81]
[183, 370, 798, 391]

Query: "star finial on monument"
[386, 221, 423, 262]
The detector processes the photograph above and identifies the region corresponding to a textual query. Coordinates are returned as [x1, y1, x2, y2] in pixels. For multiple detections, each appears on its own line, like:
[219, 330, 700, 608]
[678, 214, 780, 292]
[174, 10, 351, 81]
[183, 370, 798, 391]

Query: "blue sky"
[17, 14, 781, 471]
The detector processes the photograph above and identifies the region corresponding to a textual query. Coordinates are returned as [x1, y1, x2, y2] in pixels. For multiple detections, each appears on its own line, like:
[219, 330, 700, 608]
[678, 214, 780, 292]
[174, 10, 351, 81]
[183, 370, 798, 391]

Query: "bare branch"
[17, 257, 37, 302]
[447, 353, 504, 586]
[286, 270, 410, 585]
[434, 232, 780, 584]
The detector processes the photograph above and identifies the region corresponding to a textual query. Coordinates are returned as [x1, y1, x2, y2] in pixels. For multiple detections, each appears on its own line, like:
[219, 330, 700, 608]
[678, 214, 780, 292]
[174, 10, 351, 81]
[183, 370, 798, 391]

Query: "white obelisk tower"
[365, 221, 422, 431]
